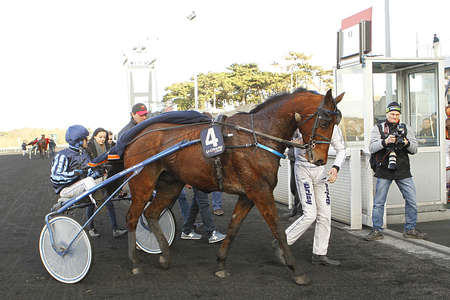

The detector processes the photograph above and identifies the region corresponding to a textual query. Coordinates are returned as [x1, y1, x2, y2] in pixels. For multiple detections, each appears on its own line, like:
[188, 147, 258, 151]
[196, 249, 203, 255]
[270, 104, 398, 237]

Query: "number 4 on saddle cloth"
[201, 125, 225, 158]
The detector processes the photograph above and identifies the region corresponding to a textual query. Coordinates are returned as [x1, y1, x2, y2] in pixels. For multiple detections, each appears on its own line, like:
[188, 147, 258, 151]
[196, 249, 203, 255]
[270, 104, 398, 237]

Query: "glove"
[91, 169, 103, 179]
[74, 169, 88, 177]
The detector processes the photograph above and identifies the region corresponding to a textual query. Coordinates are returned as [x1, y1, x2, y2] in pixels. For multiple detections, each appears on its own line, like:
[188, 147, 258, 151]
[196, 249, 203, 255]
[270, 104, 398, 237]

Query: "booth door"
[383, 67, 442, 214]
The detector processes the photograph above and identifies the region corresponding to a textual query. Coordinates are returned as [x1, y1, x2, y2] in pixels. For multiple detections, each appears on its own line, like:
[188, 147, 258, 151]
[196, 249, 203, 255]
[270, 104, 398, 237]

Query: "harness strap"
[212, 114, 226, 191]
[213, 157, 224, 191]
[250, 114, 258, 147]
[216, 121, 306, 149]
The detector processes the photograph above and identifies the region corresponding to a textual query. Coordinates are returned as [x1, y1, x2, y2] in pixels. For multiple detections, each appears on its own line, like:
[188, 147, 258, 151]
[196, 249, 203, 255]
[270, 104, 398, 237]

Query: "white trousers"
[59, 177, 103, 203]
[285, 163, 331, 255]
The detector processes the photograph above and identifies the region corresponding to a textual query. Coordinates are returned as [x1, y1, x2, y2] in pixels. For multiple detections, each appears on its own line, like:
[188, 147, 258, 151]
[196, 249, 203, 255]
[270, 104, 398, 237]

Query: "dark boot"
[311, 254, 341, 266]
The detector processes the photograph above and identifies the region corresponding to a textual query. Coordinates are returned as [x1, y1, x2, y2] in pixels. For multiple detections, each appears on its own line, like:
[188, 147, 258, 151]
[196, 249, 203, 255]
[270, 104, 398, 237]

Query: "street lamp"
[187, 11, 198, 110]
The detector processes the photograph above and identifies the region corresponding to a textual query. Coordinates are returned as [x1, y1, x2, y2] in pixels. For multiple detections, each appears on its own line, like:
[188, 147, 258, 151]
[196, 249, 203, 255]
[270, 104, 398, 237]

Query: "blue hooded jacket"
[50, 125, 91, 194]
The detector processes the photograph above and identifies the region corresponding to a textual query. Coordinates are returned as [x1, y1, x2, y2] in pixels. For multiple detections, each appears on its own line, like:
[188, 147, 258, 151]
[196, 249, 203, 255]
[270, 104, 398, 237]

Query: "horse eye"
[319, 119, 330, 128]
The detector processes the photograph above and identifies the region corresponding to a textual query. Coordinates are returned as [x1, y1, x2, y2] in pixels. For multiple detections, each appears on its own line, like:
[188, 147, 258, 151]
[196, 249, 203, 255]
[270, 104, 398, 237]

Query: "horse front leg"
[215, 195, 254, 279]
[249, 189, 311, 286]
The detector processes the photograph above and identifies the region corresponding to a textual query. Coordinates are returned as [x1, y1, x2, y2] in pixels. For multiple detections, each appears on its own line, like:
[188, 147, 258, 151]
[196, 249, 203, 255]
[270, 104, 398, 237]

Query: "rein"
[130, 119, 306, 151]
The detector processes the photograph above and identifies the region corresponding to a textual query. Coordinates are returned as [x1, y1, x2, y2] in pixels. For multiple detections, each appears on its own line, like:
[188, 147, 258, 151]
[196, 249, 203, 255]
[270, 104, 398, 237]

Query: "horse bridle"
[295, 96, 341, 157]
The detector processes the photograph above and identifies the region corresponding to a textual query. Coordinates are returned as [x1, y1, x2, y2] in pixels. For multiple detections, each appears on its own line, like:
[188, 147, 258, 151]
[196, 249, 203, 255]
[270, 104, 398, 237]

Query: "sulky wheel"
[39, 216, 92, 283]
[135, 208, 176, 254]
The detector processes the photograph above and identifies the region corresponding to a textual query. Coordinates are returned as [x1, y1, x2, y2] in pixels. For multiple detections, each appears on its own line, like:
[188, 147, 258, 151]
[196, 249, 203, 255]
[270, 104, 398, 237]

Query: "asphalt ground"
[1, 154, 450, 299]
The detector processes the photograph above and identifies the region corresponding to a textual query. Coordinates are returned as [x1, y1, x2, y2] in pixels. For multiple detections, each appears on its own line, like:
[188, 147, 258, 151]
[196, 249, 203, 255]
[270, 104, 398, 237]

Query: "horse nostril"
[315, 159, 324, 166]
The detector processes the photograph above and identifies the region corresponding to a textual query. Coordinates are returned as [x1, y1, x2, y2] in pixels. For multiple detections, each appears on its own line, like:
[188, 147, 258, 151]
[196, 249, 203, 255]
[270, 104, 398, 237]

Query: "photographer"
[366, 102, 426, 241]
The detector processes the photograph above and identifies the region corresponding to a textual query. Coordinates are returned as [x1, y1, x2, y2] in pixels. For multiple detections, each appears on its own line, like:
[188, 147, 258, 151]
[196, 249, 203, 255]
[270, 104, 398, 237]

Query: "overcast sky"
[0, 0, 448, 132]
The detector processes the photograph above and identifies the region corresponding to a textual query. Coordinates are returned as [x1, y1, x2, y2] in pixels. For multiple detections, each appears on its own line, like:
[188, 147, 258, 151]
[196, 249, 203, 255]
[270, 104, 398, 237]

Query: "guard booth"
[273, 57, 448, 229]
[330, 57, 448, 229]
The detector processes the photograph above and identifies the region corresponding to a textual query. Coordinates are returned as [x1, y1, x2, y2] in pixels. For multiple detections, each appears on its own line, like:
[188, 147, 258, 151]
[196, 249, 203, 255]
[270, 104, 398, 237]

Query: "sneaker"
[208, 230, 226, 244]
[365, 229, 384, 241]
[113, 228, 127, 238]
[213, 209, 224, 216]
[51, 198, 69, 212]
[88, 228, 101, 238]
[181, 231, 202, 240]
[51, 202, 62, 212]
[403, 228, 426, 239]
[311, 254, 341, 266]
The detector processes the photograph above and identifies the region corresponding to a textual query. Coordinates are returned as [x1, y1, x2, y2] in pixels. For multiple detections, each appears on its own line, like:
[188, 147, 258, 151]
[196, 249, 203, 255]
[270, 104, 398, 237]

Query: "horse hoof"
[159, 256, 169, 269]
[131, 267, 141, 275]
[294, 274, 311, 286]
[215, 270, 230, 279]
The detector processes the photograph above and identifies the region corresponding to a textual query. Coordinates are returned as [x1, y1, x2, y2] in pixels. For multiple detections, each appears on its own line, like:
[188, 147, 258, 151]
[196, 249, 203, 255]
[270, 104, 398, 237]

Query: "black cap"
[132, 103, 148, 116]
[386, 102, 401, 113]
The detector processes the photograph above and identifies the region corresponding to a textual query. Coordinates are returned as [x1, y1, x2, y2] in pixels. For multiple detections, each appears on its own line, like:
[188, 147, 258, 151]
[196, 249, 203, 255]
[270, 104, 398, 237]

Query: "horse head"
[294, 89, 344, 166]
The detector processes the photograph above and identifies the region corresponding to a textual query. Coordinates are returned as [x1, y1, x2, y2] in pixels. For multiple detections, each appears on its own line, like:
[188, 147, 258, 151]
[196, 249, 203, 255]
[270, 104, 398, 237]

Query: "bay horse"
[123, 88, 343, 285]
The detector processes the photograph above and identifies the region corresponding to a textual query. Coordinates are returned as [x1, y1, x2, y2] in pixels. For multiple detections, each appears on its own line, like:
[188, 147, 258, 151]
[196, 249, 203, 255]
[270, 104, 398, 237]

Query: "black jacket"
[118, 119, 137, 140]
[369, 121, 418, 180]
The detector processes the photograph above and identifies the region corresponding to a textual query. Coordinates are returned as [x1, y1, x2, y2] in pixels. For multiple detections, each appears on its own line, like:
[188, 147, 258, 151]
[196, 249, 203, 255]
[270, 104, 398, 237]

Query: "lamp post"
[187, 11, 199, 110]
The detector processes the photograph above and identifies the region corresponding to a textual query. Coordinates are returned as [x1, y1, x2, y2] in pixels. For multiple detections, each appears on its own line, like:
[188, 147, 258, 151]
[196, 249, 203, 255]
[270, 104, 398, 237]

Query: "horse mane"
[239, 87, 320, 114]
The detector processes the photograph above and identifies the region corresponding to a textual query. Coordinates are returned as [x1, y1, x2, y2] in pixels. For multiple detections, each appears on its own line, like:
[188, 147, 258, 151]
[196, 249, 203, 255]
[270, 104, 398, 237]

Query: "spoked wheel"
[39, 216, 92, 283]
[136, 208, 176, 254]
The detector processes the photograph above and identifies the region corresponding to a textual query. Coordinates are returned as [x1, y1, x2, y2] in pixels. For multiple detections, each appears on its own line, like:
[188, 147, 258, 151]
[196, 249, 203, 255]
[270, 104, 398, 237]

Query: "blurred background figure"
[108, 130, 116, 147]
[432, 34, 440, 57]
[21, 140, 27, 156]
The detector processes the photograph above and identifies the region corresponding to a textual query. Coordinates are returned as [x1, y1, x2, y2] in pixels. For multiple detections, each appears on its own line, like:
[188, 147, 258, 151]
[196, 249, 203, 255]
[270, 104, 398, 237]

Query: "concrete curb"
[337, 223, 450, 270]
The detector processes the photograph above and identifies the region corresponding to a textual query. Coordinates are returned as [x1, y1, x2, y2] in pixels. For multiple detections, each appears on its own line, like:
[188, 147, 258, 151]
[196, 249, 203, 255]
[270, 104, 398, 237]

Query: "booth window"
[373, 74, 397, 124]
[408, 71, 439, 147]
[336, 66, 365, 145]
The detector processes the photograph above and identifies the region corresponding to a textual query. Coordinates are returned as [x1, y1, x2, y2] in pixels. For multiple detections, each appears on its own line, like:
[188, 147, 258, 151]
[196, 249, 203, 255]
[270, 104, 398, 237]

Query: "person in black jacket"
[118, 103, 148, 139]
[366, 102, 426, 241]
[86, 127, 127, 239]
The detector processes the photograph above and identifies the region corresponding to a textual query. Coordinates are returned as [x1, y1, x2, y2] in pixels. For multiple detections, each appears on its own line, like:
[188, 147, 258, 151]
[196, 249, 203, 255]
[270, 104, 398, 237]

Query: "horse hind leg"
[215, 195, 254, 279]
[126, 182, 156, 275]
[144, 179, 184, 270]
[126, 199, 148, 275]
[249, 189, 311, 286]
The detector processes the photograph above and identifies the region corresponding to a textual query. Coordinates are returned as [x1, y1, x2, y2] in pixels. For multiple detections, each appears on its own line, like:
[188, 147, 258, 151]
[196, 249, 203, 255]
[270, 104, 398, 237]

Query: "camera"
[387, 123, 407, 170]
[391, 123, 407, 147]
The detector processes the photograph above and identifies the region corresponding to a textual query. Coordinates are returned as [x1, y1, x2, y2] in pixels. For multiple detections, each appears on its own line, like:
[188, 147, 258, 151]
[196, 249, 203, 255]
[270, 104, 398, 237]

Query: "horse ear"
[295, 112, 302, 123]
[335, 92, 345, 104]
[324, 89, 333, 103]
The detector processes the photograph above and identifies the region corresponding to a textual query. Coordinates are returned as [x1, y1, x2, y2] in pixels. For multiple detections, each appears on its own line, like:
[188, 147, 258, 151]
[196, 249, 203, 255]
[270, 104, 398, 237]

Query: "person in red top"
[27, 137, 39, 158]
[39, 134, 50, 150]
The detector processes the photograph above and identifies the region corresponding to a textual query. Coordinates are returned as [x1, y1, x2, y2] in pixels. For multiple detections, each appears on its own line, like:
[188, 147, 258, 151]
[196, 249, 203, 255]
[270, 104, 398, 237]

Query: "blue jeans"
[177, 188, 190, 225]
[372, 177, 417, 231]
[211, 192, 222, 210]
[182, 188, 216, 236]
[86, 201, 118, 230]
